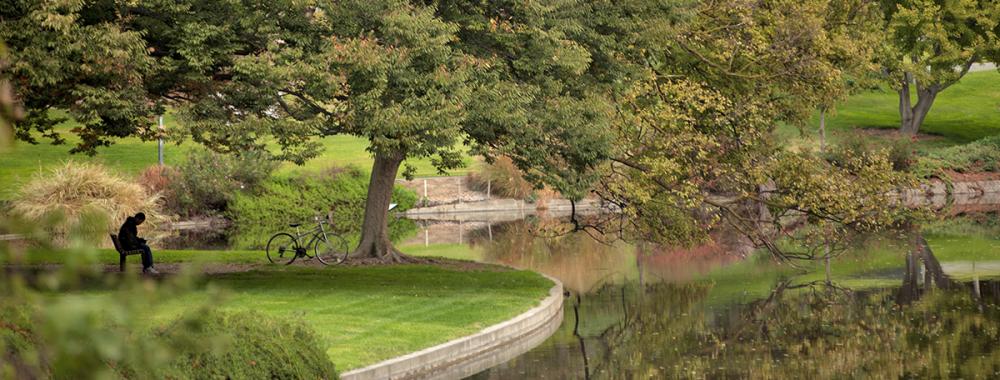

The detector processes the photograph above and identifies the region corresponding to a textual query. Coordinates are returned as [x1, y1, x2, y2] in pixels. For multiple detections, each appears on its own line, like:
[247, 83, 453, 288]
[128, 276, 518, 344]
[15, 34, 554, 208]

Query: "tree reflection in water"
[471, 233, 1000, 379]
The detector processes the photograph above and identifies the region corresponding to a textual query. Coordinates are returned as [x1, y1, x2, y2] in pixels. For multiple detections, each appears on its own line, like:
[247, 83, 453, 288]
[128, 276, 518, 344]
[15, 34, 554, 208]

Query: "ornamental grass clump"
[468, 156, 535, 200]
[11, 161, 164, 237]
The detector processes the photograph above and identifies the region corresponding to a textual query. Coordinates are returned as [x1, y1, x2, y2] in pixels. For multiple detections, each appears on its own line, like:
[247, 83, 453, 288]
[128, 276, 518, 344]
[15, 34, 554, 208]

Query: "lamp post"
[157, 115, 164, 166]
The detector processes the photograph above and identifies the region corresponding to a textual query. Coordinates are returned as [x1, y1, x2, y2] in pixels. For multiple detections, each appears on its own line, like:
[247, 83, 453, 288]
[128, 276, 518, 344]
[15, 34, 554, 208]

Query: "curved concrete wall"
[340, 275, 564, 380]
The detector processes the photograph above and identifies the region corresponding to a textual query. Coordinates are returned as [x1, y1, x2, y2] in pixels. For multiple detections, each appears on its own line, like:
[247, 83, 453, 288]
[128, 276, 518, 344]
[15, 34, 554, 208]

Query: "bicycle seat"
[289, 223, 302, 228]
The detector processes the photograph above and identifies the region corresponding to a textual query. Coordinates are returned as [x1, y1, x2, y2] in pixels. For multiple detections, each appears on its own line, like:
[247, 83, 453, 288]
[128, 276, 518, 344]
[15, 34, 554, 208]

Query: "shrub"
[886, 137, 916, 172]
[10, 161, 165, 238]
[825, 133, 915, 172]
[137, 165, 176, 197]
[227, 167, 418, 249]
[154, 310, 338, 379]
[0, 302, 338, 379]
[913, 135, 1000, 176]
[468, 156, 535, 200]
[166, 149, 277, 216]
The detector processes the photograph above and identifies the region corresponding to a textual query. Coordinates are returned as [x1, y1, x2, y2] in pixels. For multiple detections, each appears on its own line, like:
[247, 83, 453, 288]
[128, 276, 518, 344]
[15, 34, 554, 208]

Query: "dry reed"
[11, 161, 166, 237]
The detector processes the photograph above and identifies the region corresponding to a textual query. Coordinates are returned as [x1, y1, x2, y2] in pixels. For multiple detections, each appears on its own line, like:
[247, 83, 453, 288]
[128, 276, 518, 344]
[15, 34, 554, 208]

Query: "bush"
[166, 149, 277, 216]
[0, 303, 338, 379]
[10, 161, 165, 238]
[137, 165, 176, 197]
[914, 135, 1000, 176]
[154, 310, 338, 379]
[468, 156, 535, 200]
[825, 133, 915, 172]
[227, 167, 418, 249]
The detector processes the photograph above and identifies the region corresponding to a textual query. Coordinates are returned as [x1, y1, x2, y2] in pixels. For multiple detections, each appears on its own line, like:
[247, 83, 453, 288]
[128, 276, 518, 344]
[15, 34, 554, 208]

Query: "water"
[394, 218, 1000, 379]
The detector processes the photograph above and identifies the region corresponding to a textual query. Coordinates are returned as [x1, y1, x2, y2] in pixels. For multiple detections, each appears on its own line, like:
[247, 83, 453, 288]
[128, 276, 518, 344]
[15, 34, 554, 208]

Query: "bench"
[109, 234, 144, 272]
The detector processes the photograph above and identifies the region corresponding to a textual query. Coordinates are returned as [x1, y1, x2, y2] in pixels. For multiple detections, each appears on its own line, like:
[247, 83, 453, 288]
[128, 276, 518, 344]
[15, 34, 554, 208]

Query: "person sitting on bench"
[119, 212, 158, 274]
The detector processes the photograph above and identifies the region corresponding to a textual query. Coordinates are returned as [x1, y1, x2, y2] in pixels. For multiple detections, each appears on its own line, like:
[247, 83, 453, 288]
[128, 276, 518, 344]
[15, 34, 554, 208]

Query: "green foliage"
[1, 300, 338, 379]
[880, 0, 1000, 87]
[154, 310, 338, 379]
[0, 0, 156, 153]
[2, 0, 325, 155]
[878, 0, 1000, 133]
[166, 149, 276, 216]
[914, 134, 1000, 176]
[826, 133, 916, 172]
[227, 168, 417, 249]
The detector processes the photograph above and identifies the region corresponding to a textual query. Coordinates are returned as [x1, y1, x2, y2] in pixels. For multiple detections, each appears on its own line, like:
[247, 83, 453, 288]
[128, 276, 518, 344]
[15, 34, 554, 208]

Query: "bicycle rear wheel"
[266, 233, 299, 265]
[314, 234, 351, 265]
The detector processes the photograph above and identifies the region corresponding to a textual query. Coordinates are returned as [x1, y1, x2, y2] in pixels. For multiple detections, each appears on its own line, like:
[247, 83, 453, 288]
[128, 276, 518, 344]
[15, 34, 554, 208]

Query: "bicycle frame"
[291, 220, 331, 249]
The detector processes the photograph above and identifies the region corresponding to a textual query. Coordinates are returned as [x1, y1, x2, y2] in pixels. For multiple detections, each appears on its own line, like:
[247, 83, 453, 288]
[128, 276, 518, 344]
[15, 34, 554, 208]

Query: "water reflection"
[454, 219, 1000, 379]
[400, 218, 749, 294]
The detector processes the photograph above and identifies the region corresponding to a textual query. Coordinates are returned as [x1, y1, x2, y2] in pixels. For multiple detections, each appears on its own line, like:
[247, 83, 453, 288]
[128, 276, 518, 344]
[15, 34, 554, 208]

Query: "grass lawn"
[0, 112, 476, 200]
[778, 70, 1000, 151]
[399, 242, 485, 261]
[11, 248, 553, 371]
[150, 265, 552, 371]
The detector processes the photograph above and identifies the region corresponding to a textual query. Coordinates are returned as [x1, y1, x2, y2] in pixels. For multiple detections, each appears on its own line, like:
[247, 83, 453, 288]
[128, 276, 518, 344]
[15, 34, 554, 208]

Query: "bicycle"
[266, 219, 350, 265]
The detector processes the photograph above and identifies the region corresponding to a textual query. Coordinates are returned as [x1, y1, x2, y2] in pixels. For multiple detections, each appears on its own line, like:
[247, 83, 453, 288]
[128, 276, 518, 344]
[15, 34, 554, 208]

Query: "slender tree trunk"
[914, 234, 951, 289]
[898, 73, 940, 135]
[819, 107, 827, 153]
[351, 151, 409, 261]
[898, 73, 915, 133]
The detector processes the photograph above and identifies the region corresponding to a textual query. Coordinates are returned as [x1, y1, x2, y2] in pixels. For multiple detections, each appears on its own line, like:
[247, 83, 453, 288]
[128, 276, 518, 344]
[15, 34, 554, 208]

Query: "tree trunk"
[898, 73, 940, 135]
[819, 107, 827, 153]
[351, 151, 409, 262]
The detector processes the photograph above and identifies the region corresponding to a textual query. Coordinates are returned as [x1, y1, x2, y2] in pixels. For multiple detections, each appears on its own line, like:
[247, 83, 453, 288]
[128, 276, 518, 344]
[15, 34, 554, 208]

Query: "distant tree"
[879, 0, 1000, 135]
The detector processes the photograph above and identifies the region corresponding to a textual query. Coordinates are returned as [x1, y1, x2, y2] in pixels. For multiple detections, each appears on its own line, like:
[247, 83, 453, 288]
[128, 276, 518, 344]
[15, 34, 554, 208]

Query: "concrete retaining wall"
[340, 275, 564, 380]
[900, 179, 1000, 213]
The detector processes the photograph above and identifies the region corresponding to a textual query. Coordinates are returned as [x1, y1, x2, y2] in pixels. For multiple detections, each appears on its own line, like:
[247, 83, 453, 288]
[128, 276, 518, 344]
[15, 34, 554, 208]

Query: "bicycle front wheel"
[266, 233, 299, 265]
[314, 234, 351, 265]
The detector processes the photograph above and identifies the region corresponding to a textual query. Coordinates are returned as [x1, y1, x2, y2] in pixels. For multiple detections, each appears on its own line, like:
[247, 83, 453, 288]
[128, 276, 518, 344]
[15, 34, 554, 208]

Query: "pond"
[393, 216, 1000, 379]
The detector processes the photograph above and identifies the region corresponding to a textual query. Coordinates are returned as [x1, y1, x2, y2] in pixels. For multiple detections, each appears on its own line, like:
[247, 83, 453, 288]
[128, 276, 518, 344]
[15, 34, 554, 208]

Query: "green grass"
[399, 243, 484, 261]
[779, 70, 1000, 150]
[0, 113, 476, 200]
[147, 266, 552, 371]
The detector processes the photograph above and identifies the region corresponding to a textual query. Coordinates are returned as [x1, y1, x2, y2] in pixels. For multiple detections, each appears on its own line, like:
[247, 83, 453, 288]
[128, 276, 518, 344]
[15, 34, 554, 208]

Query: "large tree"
[879, 0, 1000, 135]
[2, 0, 615, 261]
[594, 0, 912, 259]
[178, 0, 615, 260]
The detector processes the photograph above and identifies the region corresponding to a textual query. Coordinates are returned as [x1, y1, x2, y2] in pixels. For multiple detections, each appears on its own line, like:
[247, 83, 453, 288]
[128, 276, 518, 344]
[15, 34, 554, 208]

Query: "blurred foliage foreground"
[0, 222, 339, 379]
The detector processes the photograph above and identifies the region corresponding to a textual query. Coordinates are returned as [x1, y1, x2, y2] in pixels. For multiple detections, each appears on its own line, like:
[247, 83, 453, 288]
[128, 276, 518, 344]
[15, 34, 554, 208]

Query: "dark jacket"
[118, 217, 146, 250]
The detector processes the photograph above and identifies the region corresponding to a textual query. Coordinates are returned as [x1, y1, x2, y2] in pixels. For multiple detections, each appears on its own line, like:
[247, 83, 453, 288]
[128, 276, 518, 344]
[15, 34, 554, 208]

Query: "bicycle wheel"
[314, 234, 351, 265]
[266, 233, 299, 265]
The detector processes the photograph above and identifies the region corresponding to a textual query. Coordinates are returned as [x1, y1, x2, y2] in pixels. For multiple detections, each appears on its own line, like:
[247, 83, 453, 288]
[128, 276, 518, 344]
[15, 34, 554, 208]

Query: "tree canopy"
[878, 0, 1000, 134]
[1, 0, 929, 261]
